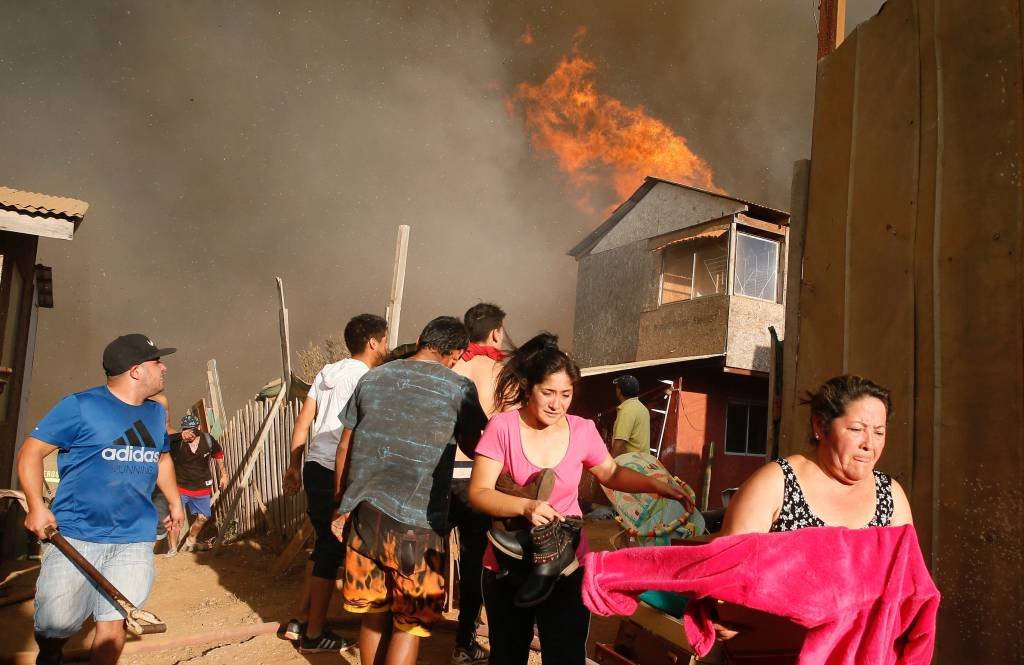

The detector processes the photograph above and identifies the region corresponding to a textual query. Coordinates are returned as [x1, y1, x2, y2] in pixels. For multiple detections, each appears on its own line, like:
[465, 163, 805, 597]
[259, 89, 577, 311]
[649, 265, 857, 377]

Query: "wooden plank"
[909, 0, 939, 572]
[271, 517, 313, 577]
[929, 0, 1023, 660]
[250, 484, 280, 541]
[205, 359, 227, 437]
[0, 209, 73, 240]
[842, 0, 918, 487]
[385, 225, 410, 349]
[783, 29, 860, 456]
[270, 413, 286, 540]
[276, 277, 292, 386]
[734, 215, 787, 237]
[778, 160, 810, 455]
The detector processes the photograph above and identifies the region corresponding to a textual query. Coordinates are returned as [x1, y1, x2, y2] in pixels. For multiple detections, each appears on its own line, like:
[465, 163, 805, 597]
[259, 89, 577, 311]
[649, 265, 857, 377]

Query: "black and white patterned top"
[769, 458, 894, 532]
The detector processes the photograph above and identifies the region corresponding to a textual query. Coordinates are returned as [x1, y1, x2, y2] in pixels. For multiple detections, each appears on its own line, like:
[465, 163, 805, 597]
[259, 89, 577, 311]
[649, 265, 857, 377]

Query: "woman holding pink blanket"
[581, 376, 935, 664]
[721, 374, 914, 537]
[468, 333, 687, 665]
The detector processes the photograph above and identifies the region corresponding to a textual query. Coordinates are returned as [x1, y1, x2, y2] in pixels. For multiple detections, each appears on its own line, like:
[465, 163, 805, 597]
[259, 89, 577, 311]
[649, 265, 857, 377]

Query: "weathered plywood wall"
[778, 0, 1023, 661]
[573, 242, 648, 367]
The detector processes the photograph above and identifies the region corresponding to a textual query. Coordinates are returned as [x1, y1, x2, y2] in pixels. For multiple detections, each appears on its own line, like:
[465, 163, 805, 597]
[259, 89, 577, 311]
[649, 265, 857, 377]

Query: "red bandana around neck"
[462, 342, 506, 362]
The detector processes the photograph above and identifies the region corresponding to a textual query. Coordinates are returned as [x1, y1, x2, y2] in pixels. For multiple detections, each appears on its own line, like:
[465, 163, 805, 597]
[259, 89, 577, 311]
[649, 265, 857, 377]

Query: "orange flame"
[512, 30, 719, 214]
[519, 25, 535, 46]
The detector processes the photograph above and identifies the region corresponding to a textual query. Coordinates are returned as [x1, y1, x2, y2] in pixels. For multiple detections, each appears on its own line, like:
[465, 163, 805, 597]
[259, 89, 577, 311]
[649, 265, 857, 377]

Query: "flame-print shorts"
[341, 503, 447, 637]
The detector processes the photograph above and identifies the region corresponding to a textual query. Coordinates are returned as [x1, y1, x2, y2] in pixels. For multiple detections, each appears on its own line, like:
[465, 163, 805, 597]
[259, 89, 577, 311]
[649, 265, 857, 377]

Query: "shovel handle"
[43, 526, 167, 635]
[44, 527, 128, 604]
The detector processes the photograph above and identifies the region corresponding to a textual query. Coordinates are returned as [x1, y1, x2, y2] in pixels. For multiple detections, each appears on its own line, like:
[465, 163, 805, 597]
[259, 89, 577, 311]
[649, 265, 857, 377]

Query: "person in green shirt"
[611, 374, 651, 457]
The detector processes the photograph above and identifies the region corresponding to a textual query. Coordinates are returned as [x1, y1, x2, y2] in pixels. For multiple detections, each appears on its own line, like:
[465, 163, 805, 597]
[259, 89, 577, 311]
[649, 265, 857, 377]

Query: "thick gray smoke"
[1, 0, 882, 423]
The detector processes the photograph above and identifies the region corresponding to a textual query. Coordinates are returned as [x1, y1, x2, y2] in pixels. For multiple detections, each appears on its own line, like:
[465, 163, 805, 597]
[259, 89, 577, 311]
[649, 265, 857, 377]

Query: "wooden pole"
[205, 359, 227, 438]
[817, 0, 847, 60]
[385, 225, 410, 350]
[767, 326, 782, 461]
[653, 380, 674, 460]
[276, 277, 292, 391]
[700, 441, 715, 511]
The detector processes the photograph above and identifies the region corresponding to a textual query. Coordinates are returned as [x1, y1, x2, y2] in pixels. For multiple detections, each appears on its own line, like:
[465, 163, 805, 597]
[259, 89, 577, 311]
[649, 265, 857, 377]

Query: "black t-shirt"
[169, 432, 223, 492]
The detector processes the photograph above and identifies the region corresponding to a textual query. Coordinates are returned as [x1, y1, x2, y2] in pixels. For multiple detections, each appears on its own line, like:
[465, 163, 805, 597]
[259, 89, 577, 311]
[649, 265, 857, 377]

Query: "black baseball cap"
[613, 374, 641, 397]
[102, 334, 176, 376]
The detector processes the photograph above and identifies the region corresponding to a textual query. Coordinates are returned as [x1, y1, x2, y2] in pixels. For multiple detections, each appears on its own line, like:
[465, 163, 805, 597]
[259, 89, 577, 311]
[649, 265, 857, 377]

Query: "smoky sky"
[1, 0, 882, 425]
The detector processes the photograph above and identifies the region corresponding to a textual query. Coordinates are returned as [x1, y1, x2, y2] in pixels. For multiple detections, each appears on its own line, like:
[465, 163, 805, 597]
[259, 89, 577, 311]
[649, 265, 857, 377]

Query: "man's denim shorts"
[34, 536, 155, 638]
[180, 493, 213, 519]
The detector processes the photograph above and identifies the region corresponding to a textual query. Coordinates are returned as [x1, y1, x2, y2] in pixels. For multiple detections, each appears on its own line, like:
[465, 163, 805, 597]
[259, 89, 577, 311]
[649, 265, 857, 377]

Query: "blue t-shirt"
[31, 386, 170, 544]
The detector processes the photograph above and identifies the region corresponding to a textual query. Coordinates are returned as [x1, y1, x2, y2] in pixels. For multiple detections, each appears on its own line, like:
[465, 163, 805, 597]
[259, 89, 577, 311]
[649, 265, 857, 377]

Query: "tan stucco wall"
[725, 295, 784, 372]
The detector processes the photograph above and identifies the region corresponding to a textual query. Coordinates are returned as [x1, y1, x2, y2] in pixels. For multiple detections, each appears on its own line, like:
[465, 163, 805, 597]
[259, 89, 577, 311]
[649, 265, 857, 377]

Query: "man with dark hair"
[450, 303, 507, 664]
[332, 316, 487, 665]
[281, 313, 388, 654]
[463, 302, 506, 350]
[166, 413, 226, 555]
[611, 374, 651, 457]
[456, 303, 506, 416]
[17, 334, 184, 665]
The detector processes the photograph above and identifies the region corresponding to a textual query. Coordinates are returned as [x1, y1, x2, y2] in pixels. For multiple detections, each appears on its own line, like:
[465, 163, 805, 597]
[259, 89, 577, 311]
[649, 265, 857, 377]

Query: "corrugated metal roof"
[568, 176, 789, 258]
[648, 221, 731, 253]
[0, 185, 89, 220]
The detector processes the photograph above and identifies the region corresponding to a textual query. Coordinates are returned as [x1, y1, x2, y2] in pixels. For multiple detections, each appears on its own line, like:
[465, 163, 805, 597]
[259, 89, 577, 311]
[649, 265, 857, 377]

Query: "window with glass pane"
[748, 404, 768, 455]
[661, 245, 694, 304]
[661, 236, 728, 304]
[694, 237, 728, 297]
[733, 232, 779, 302]
[725, 402, 769, 455]
[725, 403, 749, 454]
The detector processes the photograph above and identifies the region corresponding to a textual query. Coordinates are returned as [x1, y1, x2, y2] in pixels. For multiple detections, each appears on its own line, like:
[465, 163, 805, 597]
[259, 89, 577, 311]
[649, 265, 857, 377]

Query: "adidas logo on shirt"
[101, 420, 161, 463]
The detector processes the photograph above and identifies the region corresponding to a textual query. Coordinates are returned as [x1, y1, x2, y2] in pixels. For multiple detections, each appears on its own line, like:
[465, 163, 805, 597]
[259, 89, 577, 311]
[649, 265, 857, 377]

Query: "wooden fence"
[209, 394, 307, 546]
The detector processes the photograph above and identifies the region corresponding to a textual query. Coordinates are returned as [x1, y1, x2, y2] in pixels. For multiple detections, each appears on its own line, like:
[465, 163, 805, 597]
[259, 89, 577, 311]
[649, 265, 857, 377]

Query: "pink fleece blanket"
[582, 525, 939, 665]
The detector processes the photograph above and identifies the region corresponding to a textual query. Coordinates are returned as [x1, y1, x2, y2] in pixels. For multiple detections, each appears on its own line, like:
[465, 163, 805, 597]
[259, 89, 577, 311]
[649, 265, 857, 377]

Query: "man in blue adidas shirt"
[17, 333, 185, 665]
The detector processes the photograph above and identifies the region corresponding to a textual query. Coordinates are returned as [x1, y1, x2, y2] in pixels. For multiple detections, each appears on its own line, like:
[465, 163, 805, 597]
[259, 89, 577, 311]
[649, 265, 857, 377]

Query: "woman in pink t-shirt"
[469, 334, 686, 665]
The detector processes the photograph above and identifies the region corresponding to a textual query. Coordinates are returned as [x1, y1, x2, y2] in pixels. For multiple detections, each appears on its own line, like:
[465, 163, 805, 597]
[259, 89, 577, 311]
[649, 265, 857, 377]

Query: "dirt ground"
[0, 521, 622, 664]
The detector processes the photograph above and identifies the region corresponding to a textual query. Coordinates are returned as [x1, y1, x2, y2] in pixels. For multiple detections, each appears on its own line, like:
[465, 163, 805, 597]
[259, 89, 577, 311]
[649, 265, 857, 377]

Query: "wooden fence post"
[276, 277, 292, 390]
[385, 225, 410, 349]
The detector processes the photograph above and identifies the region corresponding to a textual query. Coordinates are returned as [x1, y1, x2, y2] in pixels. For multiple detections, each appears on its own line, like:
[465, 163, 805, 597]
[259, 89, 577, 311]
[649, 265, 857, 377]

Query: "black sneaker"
[298, 629, 356, 654]
[281, 618, 305, 641]
[451, 640, 489, 664]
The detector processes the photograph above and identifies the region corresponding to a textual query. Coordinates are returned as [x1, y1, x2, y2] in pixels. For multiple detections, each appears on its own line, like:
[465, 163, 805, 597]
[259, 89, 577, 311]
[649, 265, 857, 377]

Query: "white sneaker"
[165, 548, 177, 558]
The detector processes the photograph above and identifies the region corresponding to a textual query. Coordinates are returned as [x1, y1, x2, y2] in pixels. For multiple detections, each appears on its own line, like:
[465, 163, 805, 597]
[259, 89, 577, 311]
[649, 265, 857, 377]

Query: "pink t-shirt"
[475, 409, 610, 571]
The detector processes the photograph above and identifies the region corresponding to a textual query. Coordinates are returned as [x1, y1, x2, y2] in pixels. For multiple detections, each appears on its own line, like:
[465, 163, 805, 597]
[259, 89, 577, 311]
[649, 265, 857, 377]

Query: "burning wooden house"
[568, 177, 789, 507]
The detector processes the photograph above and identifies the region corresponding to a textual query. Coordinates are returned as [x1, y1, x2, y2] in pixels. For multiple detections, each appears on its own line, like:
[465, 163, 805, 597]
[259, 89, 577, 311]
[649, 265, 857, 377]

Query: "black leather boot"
[487, 526, 532, 559]
[513, 517, 583, 608]
[487, 468, 557, 559]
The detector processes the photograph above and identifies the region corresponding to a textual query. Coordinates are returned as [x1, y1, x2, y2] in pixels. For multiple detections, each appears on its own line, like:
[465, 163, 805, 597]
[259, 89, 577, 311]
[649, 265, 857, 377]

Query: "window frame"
[658, 234, 729, 306]
[724, 401, 769, 457]
[732, 230, 782, 304]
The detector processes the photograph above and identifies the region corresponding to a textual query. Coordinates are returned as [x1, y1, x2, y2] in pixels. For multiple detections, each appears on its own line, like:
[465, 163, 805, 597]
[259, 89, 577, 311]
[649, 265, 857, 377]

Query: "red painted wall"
[572, 362, 772, 510]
